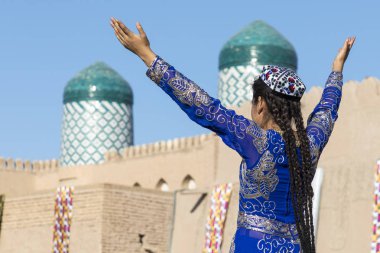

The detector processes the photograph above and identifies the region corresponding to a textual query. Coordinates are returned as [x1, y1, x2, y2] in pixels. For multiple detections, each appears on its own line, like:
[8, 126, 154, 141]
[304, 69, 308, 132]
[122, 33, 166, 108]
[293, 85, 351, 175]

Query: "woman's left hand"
[332, 36, 356, 72]
[110, 17, 156, 67]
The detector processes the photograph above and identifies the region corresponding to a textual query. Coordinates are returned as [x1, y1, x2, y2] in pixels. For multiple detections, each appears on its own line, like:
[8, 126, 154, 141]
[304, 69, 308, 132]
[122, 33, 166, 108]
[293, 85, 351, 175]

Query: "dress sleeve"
[145, 55, 267, 162]
[306, 71, 343, 168]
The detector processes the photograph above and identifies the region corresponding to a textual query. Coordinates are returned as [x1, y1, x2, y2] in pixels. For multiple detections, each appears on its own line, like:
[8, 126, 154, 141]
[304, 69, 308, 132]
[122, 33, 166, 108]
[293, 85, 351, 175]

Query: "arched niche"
[156, 178, 169, 192]
[181, 175, 197, 190]
[133, 182, 141, 188]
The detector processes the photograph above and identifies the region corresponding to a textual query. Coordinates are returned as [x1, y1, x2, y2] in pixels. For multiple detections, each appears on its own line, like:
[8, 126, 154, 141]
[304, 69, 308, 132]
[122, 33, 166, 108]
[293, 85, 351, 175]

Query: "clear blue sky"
[0, 0, 379, 161]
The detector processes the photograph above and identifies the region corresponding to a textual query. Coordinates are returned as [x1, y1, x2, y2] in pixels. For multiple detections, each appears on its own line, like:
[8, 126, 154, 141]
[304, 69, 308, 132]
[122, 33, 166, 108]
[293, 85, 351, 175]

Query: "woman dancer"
[110, 17, 355, 253]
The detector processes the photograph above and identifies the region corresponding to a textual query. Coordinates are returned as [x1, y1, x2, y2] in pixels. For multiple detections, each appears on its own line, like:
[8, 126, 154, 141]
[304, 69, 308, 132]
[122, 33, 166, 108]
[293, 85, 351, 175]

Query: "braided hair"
[252, 78, 316, 253]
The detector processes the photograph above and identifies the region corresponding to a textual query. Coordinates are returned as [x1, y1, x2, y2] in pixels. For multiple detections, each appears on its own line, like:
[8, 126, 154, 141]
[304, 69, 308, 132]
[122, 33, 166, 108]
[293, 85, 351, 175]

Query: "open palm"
[333, 37, 356, 72]
[110, 17, 157, 67]
[110, 17, 151, 56]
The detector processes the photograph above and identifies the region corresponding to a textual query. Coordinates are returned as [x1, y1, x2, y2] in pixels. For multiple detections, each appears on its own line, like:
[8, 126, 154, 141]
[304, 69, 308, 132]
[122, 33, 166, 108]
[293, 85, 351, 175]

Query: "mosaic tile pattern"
[218, 65, 261, 107]
[60, 100, 133, 166]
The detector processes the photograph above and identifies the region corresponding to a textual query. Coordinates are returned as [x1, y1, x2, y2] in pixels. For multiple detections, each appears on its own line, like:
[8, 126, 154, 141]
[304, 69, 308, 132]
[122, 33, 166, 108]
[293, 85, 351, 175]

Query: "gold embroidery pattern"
[305, 71, 342, 173]
[167, 71, 212, 107]
[271, 129, 301, 147]
[326, 82, 343, 90]
[307, 110, 334, 145]
[240, 151, 279, 200]
[237, 212, 300, 243]
[240, 198, 277, 220]
[257, 234, 299, 252]
[325, 71, 343, 90]
[146, 57, 169, 85]
[246, 121, 268, 154]
[307, 134, 320, 169]
[314, 110, 333, 132]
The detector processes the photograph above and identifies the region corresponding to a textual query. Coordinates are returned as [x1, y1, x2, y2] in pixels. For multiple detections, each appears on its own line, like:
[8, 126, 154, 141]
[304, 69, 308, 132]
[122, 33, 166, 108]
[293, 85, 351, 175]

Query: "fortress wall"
[214, 138, 243, 185]
[169, 188, 210, 253]
[0, 184, 174, 253]
[32, 133, 217, 193]
[68, 185, 104, 253]
[0, 157, 58, 197]
[0, 190, 55, 253]
[0, 157, 59, 172]
[101, 184, 174, 253]
[169, 183, 240, 253]
[221, 182, 241, 253]
[0, 170, 35, 196]
[0, 185, 105, 253]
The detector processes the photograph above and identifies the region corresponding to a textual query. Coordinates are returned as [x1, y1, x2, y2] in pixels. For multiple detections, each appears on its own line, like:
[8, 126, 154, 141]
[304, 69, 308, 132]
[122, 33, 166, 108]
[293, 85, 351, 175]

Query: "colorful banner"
[372, 161, 380, 253]
[203, 183, 233, 253]
[52, 186, 74, 253]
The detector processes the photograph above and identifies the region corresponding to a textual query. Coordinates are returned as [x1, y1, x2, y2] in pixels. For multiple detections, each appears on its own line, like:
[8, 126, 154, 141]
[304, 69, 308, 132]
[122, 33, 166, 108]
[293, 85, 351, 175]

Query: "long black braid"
[252, 78, 316, 253]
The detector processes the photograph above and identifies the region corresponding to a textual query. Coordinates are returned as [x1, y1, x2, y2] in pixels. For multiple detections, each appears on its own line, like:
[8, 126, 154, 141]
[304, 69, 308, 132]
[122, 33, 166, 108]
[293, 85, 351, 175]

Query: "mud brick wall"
[102, 184, 174, 253]
[0, 184, 174, 253]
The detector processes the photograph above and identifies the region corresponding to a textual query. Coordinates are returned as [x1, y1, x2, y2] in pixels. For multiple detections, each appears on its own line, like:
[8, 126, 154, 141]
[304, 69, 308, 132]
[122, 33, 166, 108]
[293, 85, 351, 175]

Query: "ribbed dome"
[64, 62, 133, 104]
[219, 20, 297, 71]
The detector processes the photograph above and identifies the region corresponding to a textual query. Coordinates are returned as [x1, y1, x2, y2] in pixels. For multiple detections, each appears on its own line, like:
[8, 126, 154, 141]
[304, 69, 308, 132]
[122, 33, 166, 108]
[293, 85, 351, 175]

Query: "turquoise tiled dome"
[219, 20, 297, 71]
[60, 62, 134, 167]
[64, 62, 133, 104]
[218, 20, 298, 107]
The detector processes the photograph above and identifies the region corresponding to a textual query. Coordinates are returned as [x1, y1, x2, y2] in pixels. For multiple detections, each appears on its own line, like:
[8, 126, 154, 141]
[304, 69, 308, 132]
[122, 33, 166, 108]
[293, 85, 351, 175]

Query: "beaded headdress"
[256, 65, 306, 100]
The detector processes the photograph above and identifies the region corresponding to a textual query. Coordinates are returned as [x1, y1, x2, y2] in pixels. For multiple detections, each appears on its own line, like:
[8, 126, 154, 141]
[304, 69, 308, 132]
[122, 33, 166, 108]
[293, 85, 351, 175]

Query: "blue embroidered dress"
[145, 55, 343, 253]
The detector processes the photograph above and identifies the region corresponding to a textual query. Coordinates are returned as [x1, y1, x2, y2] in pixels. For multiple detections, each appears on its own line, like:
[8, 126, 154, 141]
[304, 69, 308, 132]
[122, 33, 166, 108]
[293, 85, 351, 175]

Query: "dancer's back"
[145, 55, 343, 253]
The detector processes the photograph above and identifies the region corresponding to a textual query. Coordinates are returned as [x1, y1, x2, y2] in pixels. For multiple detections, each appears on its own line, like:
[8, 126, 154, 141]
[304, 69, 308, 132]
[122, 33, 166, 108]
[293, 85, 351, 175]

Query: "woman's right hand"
[332, 36, 356, 72]
[110, 17, 157, 67]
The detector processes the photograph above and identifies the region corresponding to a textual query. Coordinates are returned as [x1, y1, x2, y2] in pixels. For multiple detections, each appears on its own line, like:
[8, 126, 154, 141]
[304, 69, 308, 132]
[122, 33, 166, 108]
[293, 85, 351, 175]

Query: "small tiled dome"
[219, 20, 297, 71]
[64, 62, 133, 104]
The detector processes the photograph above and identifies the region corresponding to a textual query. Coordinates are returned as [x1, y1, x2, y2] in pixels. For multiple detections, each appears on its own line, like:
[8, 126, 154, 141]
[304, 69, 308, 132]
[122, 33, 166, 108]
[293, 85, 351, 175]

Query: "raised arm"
[145, 54, 268, 160]
[306, 37, 356, 167]
[109, 17, 267, 162]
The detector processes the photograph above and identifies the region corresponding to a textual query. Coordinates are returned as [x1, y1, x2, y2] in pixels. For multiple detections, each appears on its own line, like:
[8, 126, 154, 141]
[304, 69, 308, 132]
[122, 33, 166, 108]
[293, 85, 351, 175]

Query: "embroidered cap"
[258, 65, 306, 99]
